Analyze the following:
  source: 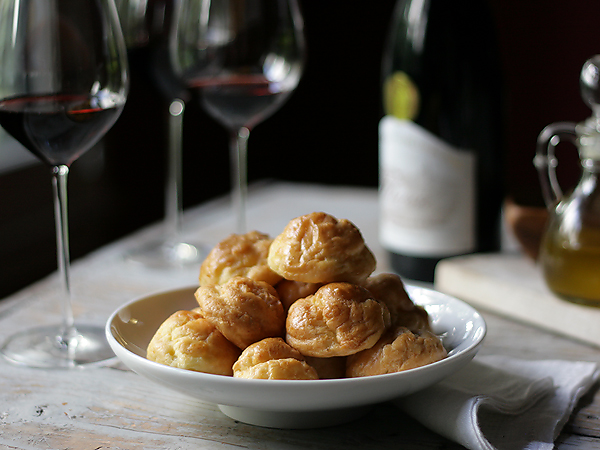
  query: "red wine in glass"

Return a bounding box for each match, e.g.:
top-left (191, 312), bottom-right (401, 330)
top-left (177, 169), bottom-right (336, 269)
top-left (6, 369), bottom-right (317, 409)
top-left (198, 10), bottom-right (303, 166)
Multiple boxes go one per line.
top-left (193, 74), bottom-right (295, 130)
top-left (0, 94), bottom-right (124, 166)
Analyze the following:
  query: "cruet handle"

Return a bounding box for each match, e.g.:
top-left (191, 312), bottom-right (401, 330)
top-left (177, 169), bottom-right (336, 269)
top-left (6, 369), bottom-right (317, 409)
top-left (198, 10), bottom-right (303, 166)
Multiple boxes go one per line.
top-left (534, 122), bottom-right (578, 208)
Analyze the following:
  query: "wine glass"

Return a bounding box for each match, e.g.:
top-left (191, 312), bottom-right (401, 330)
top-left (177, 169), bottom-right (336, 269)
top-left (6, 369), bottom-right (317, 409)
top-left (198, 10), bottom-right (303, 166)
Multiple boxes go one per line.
top-left (171, 0), bottom-right (306, 233)
top-left (0, 0), bottom-right (129, 368)
top-left (116, 0), bottom-right (206, 268)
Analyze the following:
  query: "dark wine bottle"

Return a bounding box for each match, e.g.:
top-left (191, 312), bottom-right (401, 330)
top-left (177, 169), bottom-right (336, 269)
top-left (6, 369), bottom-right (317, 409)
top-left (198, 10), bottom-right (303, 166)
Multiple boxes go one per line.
top-left (379, 0), bottom-right (505, 282)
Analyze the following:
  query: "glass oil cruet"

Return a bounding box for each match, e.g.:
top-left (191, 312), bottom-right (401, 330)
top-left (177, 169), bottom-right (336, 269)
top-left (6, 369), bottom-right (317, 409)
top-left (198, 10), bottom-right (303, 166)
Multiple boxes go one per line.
top-left (534, 55), bottom-right (600, 307)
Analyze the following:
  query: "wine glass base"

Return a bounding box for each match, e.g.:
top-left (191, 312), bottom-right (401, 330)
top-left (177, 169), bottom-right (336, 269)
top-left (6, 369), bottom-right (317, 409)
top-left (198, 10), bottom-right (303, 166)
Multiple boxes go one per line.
top-left (125, 240), bottom-right (207, 269)
top-left (1, 324), bottom-right (116, 369)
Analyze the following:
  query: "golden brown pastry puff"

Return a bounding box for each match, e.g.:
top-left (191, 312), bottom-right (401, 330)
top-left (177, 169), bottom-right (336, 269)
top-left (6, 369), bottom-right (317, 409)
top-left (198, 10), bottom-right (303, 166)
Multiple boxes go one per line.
top-left (275, 279), bottom-right (323, 311)
top-left (235, 358), bottom-right (319, 380)
top-left (146, 310), bottom-right (241, 376)
top-left (346, 326), bottom-right (447, 378)
top-left (195, 277), bottom-right (285, 349)
top-left (363, 273), bottom-right (431, 331)
top-left (199, 231), bottom-right (282, 287)
top-left (233, 337), bottom-right (318, 380)
top-left (267, 212), bottom-right (376, 284)
top-left (285, 282), bottom-right (389, 357)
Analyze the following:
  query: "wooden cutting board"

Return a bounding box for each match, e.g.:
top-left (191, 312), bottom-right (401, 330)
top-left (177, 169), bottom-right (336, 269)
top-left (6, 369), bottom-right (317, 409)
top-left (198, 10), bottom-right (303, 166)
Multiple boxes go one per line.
top-left (433, 253), bottom-right (600, 348)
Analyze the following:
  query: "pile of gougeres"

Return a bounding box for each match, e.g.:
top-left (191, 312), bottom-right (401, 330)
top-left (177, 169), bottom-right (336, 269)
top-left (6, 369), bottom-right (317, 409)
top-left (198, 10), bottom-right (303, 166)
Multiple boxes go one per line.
top-left (146, 212), bottom-right (447, 380)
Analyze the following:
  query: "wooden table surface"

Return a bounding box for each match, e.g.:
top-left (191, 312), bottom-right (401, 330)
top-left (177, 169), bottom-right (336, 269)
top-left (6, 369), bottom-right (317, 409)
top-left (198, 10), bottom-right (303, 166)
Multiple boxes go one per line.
top-left (1, 182), bottom-right (599, 449)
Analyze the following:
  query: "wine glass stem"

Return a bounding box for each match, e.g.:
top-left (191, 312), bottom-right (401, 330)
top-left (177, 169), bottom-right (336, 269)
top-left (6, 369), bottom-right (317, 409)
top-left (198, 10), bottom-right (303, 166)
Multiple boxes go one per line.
top-left (165, 98), bottom-right (185, 243)
top-left (230, 127), bottom-right (249, 234)
top-left (51, 165), bottom-right (76, 340)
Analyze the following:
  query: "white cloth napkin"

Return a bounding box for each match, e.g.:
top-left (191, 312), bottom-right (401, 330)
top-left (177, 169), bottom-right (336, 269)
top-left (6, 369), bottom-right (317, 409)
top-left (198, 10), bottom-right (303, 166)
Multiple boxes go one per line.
top-left (393, 355), bottom-right (600, 450)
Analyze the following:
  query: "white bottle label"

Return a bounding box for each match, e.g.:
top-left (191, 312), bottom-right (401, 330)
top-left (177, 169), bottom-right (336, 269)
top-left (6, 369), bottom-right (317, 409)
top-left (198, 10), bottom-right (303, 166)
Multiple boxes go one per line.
top-left (379, 115), bottom-right (476, 256)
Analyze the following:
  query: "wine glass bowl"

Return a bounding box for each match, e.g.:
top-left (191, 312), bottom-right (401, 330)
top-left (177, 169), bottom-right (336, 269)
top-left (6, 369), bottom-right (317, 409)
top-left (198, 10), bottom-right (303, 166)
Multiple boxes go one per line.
top-left (0, 0), bottom-right (128, 368)
top-left (171, 0), bottom-right (305, 233)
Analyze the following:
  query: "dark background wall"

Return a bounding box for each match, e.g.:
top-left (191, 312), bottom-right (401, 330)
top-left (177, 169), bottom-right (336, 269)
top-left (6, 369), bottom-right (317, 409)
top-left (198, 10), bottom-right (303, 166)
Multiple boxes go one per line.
top-left (0, 0), bottom-right (596, 298)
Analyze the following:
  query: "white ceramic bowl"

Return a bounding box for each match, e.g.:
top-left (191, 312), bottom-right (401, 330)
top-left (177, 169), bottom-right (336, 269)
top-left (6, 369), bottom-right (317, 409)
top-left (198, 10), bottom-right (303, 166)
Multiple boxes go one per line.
top-left (106, 284), bottom-right (486, 429)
